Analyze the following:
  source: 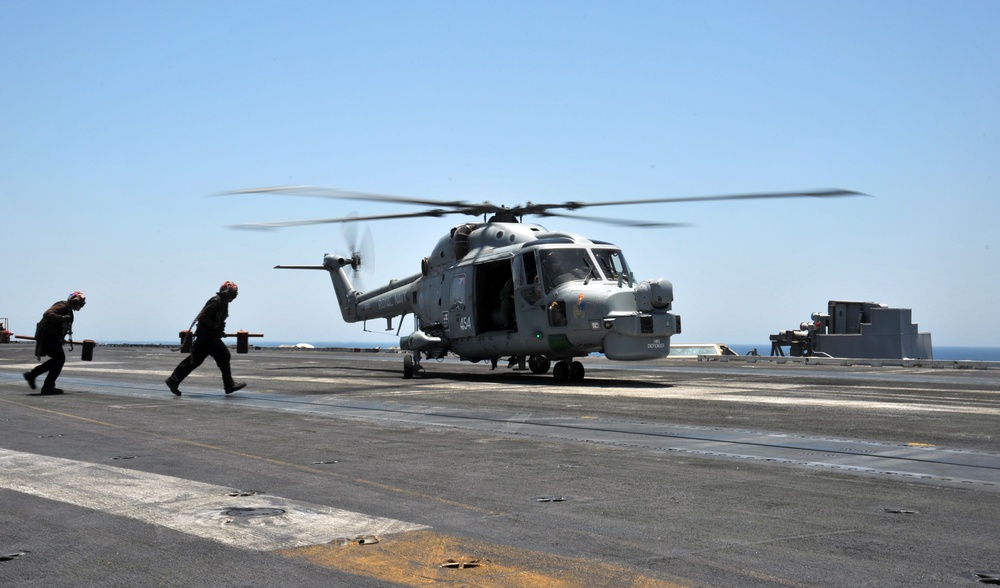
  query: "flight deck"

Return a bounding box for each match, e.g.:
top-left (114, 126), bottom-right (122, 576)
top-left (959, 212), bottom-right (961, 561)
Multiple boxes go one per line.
top-left (2, 345), bottom-right (999, 587)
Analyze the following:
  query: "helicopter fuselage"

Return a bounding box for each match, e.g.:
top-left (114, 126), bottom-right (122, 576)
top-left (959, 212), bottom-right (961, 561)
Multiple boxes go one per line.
top-left (319, 221), bottom-right (680, 374)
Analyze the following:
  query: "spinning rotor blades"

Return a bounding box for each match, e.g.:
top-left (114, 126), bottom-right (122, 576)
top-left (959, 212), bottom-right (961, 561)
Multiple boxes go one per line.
top-left (341, 219), bottom-right (375, 275)
top-left (225, 185), bottom-right (867, 229)
top-left (230, 209), bottom-right (453, 230)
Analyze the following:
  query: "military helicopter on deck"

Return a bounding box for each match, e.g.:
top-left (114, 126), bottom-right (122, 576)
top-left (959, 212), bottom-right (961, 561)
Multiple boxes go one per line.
top-left (229, 186), bottom-right (863, 381)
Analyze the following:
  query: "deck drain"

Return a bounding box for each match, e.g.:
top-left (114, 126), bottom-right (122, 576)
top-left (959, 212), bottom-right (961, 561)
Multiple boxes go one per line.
top-left (333, 535), bottom-right (381, 546)
top-left (535, 496), bottom-right (568, 503)
top-left (440, 558), bottom-right (482, 569)
top-left (38, 434), bottom-right (63, 438)
top-left (964, 571), bottom-right (1000, 584)
top-left (1, 552), bottom-right (27, 562)
top-left (222, 507), bottom-right (285, 517)
top-left (111, 456), bottom-right (137, 460)
top-left (884, 508), bottom-right (919, 515)
top-left (312, 460), bottom-right (339, 464)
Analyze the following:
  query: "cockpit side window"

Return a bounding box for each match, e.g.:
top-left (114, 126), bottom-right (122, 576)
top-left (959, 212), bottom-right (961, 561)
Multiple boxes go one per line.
top-left (515, 251), bottom-right (542, 305)
top-left (522, 251), bottom-right (538, 286)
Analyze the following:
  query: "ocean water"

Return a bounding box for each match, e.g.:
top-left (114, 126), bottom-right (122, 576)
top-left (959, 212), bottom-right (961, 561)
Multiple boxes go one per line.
top-left (267, 342), bottom-right (1000, 362)
top-left (726, 344), bottom-right (1000, 362)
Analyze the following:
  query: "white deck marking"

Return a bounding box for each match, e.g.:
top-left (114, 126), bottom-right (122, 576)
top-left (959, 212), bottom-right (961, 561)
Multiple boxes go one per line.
top-left (0, 448), bottom-right (428, 551)
top-left (5, 366), bottom-right (997, 415)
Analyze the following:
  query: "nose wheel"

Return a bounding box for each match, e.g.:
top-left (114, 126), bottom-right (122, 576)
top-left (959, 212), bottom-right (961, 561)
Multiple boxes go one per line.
top-left (552, 360), bottom-right (585, 383)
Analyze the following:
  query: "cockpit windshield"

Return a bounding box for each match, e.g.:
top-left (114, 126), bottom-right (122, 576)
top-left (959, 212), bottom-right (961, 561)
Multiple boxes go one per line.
top-left (538, 248), bottom-right (595, 293)
top-left (593, 248), bottom-right (630, 282)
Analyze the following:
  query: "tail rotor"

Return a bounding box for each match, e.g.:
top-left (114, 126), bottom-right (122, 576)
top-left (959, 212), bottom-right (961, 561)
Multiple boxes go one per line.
top-left (341, 216), bottom-right (374, 289)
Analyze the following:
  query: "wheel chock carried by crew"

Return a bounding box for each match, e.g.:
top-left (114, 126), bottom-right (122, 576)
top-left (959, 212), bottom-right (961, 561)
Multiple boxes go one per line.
top-left (14, 334), bottom-right (97, 361)
top-left (0, 319), bottom-right (12, 344)
top-left (227, 330), bottom-right (264, 353)
top-left (177, 330), bottom-right (264, 354)
top-left (178, 330), bottom-right (194, 353)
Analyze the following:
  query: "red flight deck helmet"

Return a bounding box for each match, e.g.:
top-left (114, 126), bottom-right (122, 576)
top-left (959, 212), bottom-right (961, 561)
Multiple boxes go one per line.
top-left (68, 291), bottom-right (86, 308)
top-left (219, 281), bottom-right (239, 299)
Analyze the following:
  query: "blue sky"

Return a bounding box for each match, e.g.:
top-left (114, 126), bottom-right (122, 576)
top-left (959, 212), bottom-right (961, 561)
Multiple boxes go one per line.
top-left (2, 1), bottom-right (997, 348)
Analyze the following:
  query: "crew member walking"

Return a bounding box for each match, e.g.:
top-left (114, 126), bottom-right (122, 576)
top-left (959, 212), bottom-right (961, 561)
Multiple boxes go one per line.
top-left (24, 291), bottom-right (86, 395)
top-left (165, 281), bottom-right (246, 396)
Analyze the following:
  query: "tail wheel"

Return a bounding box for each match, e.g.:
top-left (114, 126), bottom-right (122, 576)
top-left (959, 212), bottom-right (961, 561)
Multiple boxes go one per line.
top-left (528, 355), bottom-right (551, 374)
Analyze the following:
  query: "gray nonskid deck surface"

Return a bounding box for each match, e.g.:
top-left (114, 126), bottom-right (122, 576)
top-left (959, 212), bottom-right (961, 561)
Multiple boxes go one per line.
top-left (2, 345), bottom-right (999, 587)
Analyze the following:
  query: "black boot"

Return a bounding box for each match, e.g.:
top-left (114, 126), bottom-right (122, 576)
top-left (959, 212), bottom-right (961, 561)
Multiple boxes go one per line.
top-left (225, 381), bottom-right (246, 394)
top-left (165, 377), bottom-right (182, 396)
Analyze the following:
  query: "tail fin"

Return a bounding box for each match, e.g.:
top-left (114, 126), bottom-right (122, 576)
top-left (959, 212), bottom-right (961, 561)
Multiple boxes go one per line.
top-left (322, 254), bottom-right (362, 322)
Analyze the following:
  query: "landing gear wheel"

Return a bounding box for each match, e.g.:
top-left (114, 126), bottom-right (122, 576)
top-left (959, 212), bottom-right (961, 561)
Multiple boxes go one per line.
top-left (569, 361), bottom-right (585, 382)
top-left (403, 354), bottom-right (414, 379)
top-left (528, 355), bottom-right (551, 374)
top-left (552, 361), bottom-right (569, 382)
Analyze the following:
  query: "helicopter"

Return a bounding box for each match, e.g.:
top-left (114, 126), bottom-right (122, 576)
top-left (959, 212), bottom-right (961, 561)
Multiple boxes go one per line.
top-left (228, 186), bottom-right (864, 381)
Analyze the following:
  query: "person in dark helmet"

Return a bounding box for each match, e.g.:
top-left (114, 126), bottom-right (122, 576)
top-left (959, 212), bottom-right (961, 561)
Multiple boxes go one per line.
top-left (165, 281), bottom-right (247, 396)
top-left (23, 291), bottom-right (86, 395)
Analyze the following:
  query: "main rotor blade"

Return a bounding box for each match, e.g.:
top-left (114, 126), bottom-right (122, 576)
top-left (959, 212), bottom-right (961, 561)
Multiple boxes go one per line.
top-left (220, 185), bottom-right (470, 209)
top-left (524, 189), bottom-right (867, 213)
top-left (231, 208), bottom-right (456, 230)
top-left (224, 185), bottom-right (867, 230)
top-left (537, 210), bottom-right (693, 228)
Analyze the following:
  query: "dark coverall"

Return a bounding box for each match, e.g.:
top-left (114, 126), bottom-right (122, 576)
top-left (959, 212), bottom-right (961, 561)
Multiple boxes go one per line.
top-left (168, 295), bottom-right (237, 390)
top-left (26, 300), bottom-right (73, 390)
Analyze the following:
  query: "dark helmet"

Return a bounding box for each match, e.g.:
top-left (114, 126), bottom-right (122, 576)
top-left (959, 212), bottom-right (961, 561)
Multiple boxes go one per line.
top-left (68, 291), bottom-right (86, 308)
top-left (219, 281), bottom-right (239, 299)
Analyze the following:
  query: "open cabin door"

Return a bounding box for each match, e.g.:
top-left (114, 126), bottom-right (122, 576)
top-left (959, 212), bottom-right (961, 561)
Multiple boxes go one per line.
top-left (474, 258), bottom-right (516, 333)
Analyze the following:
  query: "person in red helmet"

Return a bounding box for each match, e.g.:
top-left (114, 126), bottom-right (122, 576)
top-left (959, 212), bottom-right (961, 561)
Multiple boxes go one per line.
top-left (165, 281), bottom-right (247, 396)
top-left (23, 291), bottom-right (86, 395)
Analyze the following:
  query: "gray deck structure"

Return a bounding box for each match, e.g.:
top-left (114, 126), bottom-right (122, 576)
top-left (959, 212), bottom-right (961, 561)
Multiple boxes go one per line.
top-left (771, 300), bottom-right (933, 359)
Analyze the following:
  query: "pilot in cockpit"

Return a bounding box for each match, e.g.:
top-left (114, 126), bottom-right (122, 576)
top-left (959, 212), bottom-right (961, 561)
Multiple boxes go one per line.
top-left (541, 250), bottom-right (591, 293)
